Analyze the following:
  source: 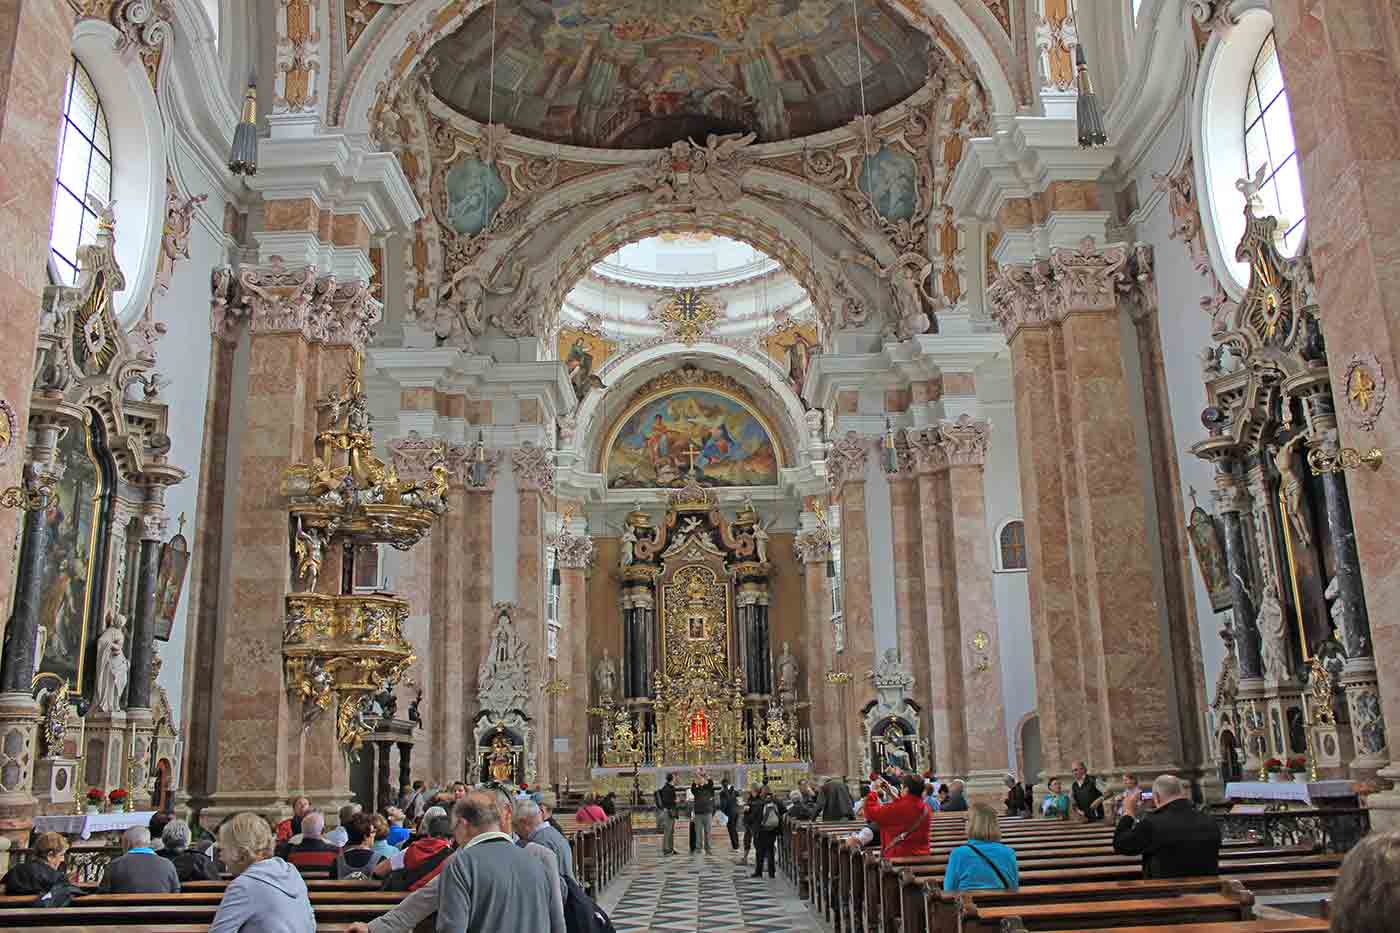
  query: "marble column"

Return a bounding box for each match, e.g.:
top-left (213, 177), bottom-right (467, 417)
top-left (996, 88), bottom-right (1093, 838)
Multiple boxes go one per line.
top-left (513, 444), bottom-right (554, 786)
top-left (886, 467), bottom-right (932, 735)
top-left (429, 484), bottom-right (469, 785)
top-left (828, 433), bottom-right (875, 691)
top-left (127, 515), bottom-right (166, 712)
top-left (796, 528), bottom-right (840, 776)
top-left (555, 528), bottom-right (594, 782)
top-left (0, 0), bottom-right (74, 598)
top-left (1215, 472), bottom-right (1263, 679)
top-left (0, 425), bottom-right (63, 694)
top-left (938, 417), bottom-right (1010, 777)
top-left (1270, 0), bottom-right (1400, 823)
top-left (911, 454), bottom-right (966, 775)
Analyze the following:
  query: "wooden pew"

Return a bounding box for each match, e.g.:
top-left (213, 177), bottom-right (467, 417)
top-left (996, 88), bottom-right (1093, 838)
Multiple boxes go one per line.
top-left (0, 903), bottom-right (399, 927)
top-left (1009, 920), bottom-right (1328, 933)
top-left (955, 886), bottom-right (1256, 933)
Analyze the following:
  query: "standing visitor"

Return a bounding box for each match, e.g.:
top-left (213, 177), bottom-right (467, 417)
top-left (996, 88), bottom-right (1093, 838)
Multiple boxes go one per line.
top-left (751, 786), bottom-right (785, 879)
top-left (1112, 775), bottom-right (1221, 878)
top-left (656, 773), bottom-right (679, 856)
top-left (1070, 761), bottom-right (1105, 821)
top-left (1004, 774), bottom-right (1030, 816)
top-left (719, 778), bottom-right (741, 851)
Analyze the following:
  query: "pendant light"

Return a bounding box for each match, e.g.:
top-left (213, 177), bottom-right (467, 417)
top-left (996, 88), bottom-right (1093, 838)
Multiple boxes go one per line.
top-left (228, 80), bottom-right (259, 176)
top-left (469, 430), bottom-right (489, 487)
top-left (1071, 2), bottom-right (1107, 148)
top-left (882, 417), bottom-right (898, 474)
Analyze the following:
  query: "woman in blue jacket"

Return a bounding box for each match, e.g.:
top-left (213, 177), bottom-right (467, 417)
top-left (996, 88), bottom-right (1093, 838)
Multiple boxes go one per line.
top-left (943, 804), bottom-right (1019, 891)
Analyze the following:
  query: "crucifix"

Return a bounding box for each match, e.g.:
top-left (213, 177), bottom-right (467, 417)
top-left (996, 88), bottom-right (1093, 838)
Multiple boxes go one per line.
top-left (684, 441), bottom-right (702, 473)
top-left (1188, 486), bottom-right (1199, 510)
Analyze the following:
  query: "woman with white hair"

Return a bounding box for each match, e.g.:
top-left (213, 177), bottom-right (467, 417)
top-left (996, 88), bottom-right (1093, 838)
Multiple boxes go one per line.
top-left (210, 811), bottom-right (315, 933)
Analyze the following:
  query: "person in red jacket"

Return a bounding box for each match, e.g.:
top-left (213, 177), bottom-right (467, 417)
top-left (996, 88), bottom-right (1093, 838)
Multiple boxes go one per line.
top-left (863, 773), bottom-right (932, 858)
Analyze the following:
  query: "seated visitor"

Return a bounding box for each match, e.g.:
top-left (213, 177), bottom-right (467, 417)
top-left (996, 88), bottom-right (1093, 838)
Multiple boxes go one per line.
top-left (383, 807), bottom-right (410, 847)
top-left (98, 826), bottom-right (180, 894)
top-left (600, 792), bottom-right (617, 816)
top-left (816, 777), bottom-right (855, 821)
top-left (3, 830), bottom-right (69, 896)
top-left (1004, 773), bottom-right (1030, 816)
top-left (282, 810), bottom-right (340, 875)
top-left (575, 793), bottom-right (607, 824)
top-left (274, 795), bottom-right (310, 845)
top-left (862, 773), bottom-right (932, 857)
top-left (210, 811), bottom-right (315, 933)
top-left (148, 811), bottom-right (172, 851)
top-left (536, 790), bottom-right (565, 834)
top-left (1041, 778), bottom-right (1071, 819)
top-left (160, 818), bottom-right (221, 882)
top-left (390, 814), bottom-right (455, 891)
top-left (942, 778), bottom-right (970, 812)
top-left (370, 814), bottom-right (399, 859)
top-left (944, 804), bottom-right (1020, 891)
top-left (1112, 774), bottom-right (1221, 878)
top-left (1329, 831), bottom-right (1400, 933)
top-left (786, 787), bottom-right (816, 821)
top-left (333, 812), bottom-right (386, 880)
top-left (323, 802), bottom-right (360, 848)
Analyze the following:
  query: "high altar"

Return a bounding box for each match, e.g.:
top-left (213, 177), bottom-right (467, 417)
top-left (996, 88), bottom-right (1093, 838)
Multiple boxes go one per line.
top-left (590, 479), bottom-right (806, 791)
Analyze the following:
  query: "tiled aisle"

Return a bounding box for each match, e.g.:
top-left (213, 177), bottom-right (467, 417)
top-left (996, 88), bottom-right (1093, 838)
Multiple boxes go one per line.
top-left (597, 828), bottom-right (818, 932)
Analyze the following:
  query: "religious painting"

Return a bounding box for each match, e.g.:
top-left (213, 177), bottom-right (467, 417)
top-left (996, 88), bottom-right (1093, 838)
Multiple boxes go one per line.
top-left (443, 157), bottom-right (507, 237)
top-left (857, 145), bottom-right (919, 223)
top-left (605, 389), bottom-right (780, 489)
top-left (34, 418), bottom-right (106, 692)
top-left (1187, 505), bottom-right (1231, 612)
top-left (153, 532), bottom-right (189, 641)
top-left (429, 0), bottom-right (932, 149)
top-left (557, 328), bottom-right (614, 401)
top-left (687, 615), bottom-right (706, 640)
top-left (762, 323), bottom-right (821, 395)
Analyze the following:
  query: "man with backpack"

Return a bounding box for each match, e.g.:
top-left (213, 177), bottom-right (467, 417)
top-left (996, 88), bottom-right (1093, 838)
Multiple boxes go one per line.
top-left (719, 778), bottom-right (741, 851)
top-left (751, 786), bottom-right (785, 879)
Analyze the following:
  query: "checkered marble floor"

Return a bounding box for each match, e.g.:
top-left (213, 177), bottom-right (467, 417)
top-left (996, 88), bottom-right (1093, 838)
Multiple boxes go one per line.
top-left (597, 828), bottom-right (818, 932)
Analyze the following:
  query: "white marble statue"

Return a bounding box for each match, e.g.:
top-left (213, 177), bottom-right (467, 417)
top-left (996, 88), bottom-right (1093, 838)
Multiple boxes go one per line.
top-left (805, 408), bottom-right (826, 446)
top-left (753, 519), bottom-right (771, 564)
top-left (620, 524), bottom-right (637, 568)
top-left (595, 649), bottom-right (618, 703)
top-left (1258, 582), bottom-right (1291, 684)
top-left (94, 613), bottom-right (130, 714)
top-left (777, 641), bottom-right (799, 696)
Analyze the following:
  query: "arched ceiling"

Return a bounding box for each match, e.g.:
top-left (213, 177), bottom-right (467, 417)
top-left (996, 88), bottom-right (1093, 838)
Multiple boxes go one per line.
top-left (426, 0), bottom-right (933, 149)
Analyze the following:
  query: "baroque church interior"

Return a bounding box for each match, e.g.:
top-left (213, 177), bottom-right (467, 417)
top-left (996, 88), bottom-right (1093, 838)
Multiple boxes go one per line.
top-left (0, 0), bottom-right (1397, 930)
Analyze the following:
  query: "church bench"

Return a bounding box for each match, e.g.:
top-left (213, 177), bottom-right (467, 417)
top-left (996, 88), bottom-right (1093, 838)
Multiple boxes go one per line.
top-left (0, 891), bottom-right (407, 908)
top-left (0, 903), bottom-right (400, 927)
top-left (956, 889), bottom-right (1255, 933)
top-left (1009, 921), bottom-right (1328, 933)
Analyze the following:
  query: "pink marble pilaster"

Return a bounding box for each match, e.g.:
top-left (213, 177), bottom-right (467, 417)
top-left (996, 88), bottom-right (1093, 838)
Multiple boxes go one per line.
top-left (837, 479), bottom-right (875, 712)
top-left (1269, 0), bottom-right (1400, 820)
top-left (559, 563), bottom-right (590, 781)
top-left (517, 486), bottom-right (547, 784)
top-left (915, 466), bottom-right (966, 774)
top-left (0, 0), bottom-right (73, 607)
top-left (797, 532), bottom-right (841, 776)
top-left (430, 487), bottom-right (469, 784)
top-left (887, 473), bottom-right (932, 739)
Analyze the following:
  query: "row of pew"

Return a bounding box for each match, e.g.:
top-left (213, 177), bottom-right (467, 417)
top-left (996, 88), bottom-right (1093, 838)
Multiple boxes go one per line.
top-left (0, 811), bottom-right (632, 931)
top-left (782, 810), bottom-right (1342, 933)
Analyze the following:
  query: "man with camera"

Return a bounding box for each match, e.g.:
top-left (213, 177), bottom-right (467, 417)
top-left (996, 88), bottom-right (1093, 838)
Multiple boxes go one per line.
top-left (1112, 774), bottom-right (1221, 878)
top-left (858, 773), bottom-right (932, 858)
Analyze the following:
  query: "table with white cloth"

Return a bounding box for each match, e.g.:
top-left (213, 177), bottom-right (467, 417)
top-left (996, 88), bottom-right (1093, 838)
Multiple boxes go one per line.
top-left (33, 810), bottom-right (157, 841)
top-left (1223, 780), bottom-right (1357, 808)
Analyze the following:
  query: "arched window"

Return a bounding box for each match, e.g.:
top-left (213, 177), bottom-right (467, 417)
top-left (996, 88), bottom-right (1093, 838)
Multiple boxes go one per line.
top-left (50, 57), bottom-right (112, 285)
top-left (1243, 31), bottom-right (1306, 254)
top-left (997, 519), bottom-right (1027, 572)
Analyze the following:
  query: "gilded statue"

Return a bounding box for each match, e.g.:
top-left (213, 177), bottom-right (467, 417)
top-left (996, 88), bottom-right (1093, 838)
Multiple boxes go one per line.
top-left (294, 518), bottom-right (326, 591)
top-left (1307, 656), bottom-right (1337, 726)
top-left (488, 732), bottom-right (515, 783)
top-left (1272, 433), bottom-right (1313, 548)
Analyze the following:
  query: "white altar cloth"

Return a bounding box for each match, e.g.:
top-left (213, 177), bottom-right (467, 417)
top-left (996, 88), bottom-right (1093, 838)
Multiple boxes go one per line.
top-left (1224, 780), bottom-right (1356, 805)
top-left (34, 811), bottom-right (157, 840)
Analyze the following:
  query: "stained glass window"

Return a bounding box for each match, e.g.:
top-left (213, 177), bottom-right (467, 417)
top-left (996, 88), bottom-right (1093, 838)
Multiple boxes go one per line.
top-left (51, 57), bottom-right (113, 285)
top-left (999, 520), bottom-right (1027, 571)
top-left (1243, 32), bottom-right (1306, 254)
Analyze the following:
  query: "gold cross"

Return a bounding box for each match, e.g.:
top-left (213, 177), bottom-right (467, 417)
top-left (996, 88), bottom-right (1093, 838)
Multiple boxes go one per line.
top-left (1350, 367), bottom-right (1376, 411)
top-left (685, 441), bottom-right (702, 472)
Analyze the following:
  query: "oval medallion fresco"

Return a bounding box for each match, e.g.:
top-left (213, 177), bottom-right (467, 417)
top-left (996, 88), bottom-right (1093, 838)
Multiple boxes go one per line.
top-left (606, 389), bottom-right (779, 488)
top-left (857, 145), bottom-right (918, 223)
top-left (444, 157), bottom-right (508, 237)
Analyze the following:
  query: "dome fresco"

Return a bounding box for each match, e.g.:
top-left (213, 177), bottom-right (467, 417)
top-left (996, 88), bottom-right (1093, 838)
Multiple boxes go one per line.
top-left (428, 0), bottom-right (932, 149)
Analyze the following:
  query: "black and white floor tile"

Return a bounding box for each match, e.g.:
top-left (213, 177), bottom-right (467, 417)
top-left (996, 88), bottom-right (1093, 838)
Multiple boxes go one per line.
top-left (597, 826), bottom-right (817, 932)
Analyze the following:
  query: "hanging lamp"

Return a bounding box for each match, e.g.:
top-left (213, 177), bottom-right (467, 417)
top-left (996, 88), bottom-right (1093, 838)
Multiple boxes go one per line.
top-left (1071, 3), bottom-right (1107, 148)
top-left (228, 81), bottom-right (259, 176)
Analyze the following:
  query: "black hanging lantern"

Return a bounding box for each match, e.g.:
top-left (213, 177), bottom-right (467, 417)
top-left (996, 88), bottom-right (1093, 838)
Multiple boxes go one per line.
top-left (469, 431), bottom-right (489, 487)
top-left (1075, 45), bottom-right (1108, 148)
top-left (228, 83), bottom-right (259, 176)
top-left (551, 562), bottom-right (562, 587)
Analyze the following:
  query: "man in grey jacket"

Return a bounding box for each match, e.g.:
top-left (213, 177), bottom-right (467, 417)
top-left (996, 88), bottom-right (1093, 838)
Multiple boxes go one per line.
top-left (99, 827), bottom-right (180, 893)
top-left (513, 797), bottom-right (574, 881)
top-left (436, 794), bottom-right (563, 932)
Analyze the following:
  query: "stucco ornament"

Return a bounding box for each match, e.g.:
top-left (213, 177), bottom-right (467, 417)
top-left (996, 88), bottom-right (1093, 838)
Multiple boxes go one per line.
top-left (478, 604), bottom-right (533, 717)
top-left (1342, 354), bottom-right (1385, 431)
top-left (642, 133), bottom-right (756, 214)
top-left (840, 251), bottom-right (938, 338)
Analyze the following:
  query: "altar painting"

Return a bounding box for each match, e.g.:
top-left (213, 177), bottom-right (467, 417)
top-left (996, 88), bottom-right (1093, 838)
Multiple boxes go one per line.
top-left (34, 420), bottom-right (105, 691)
top-left (605, 389), bottom-right (779, 489)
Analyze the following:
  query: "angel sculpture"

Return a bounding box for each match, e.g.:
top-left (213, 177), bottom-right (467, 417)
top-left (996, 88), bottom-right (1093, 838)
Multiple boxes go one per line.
top-left (841, 251), bottom-right (939, 338)
top-left (752, 516), bottom-right (774, 564)
top-left (294, 518), bottom-right (326, 592)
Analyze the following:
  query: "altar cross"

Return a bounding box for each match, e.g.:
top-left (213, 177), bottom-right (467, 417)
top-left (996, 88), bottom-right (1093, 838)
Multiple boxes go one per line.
top-left (685, 441), bottom-right (702, 472)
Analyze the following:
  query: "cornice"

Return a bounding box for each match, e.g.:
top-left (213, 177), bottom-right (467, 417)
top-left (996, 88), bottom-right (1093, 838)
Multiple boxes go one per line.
top-left (245, 134), bottom-right (422, 233)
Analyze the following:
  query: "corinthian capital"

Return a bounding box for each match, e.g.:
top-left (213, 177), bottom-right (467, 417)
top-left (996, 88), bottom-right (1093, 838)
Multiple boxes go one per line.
top-left (553, 530), bottom-right (595, 569)
top-left (793, 528), bottom-right (832, 564)
top-left (903, 428), bottom-right (948, 475)
top-left (512, 442), bottom-right (555, 494)
top-left (389, 431), bottom-right (448, 482)
top-left (934, 415), bottom-right (990, 467)
top-left (324, 280), bottom-right (382, 353)
top-left (210, 267), bottom-right (250, 344)
top-left (827, 432), bottom-right (873, 490)
top-left (1049, 237), bottom-right (1128, 314)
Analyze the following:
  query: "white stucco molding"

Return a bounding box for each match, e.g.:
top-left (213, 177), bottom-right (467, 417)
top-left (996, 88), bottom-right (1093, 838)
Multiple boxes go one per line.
top-left (245, 134), bottom-right (422, 234)
top-left (945, 115), bottom-right (1119, 222)
top-left (1102, 0), bottom-right (1193, 177)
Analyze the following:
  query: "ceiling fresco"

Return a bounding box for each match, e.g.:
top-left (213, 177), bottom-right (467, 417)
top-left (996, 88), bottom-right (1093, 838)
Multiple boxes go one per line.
top-left (427, 0), bottom-right (933, 149)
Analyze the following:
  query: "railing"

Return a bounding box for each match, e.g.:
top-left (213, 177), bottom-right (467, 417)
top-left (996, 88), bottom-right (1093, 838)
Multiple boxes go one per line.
top-left (1215, 807), bottom-right (1371, 853)
top-left (10, 845), bottom-right (120, 885)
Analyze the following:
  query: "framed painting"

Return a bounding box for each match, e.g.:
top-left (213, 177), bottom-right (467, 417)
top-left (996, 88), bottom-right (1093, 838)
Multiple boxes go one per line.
top-left (604, 388), bottom-right (780, 489)
top-left (34, 417), bottom-right (108, 692)
top-left (153, 533), bottom-right (190, 641)
top-left (558, 329), bottom-right (613, 401)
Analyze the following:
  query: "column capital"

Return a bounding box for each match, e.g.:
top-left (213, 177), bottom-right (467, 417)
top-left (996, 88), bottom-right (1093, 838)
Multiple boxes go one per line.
top-left (388, 431), bottom-right (448, 482)
top-left (512, 442), bottom-right (555, 494)
top-left (553, 530), bottom-right (595, 570)
top-left (793, 528), bottom-right (832, 565)
top-left (210, 268), bottom-right (250, 344)
top-left (238, 262), bottom-right (382, 352)
top-left (935, 414), bottom-right (991, 468)
top-left (137, 513), bottom-right (168, 542)
top-left (987, 237), bottom-right (1131, 339)
top-left (827, 432), bottom-right (873, 490)
top-left (444, 443), bottom-right (501, 491)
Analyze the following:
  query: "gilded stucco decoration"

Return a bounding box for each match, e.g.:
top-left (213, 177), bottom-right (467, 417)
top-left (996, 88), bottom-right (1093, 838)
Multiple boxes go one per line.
top-left (1342, 354), bottom-right (1385, 432)
top-left (1035, 0), bottom-right (1076, 92)
top-left (650, 288), bottom-right (721, 345)
top-left (276, 0), bottom-right (322, 114)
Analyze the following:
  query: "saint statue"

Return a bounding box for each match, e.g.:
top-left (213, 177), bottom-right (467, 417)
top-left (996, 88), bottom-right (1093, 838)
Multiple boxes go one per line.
top-left (595, 649), bottom-right (618, 703)
top-left (1258, 581), bottom-right (1291, 684)
top-left (620, 524), bottom-right (637, 568)
top-left (94, 613), bottom-right (130, 714)
top-left (777, 641), bottom-right (799, 700)
top-left (1272, 433), bottom-right (1313, 548)
top-left (488, 732), bottom-right (515, 783)
top-left (753, 519), bottom-right (771, 564)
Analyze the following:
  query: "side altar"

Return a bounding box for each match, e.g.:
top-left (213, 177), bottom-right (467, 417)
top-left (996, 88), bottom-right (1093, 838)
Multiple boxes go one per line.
top-left (589, 480), bottom-right (809, 795)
